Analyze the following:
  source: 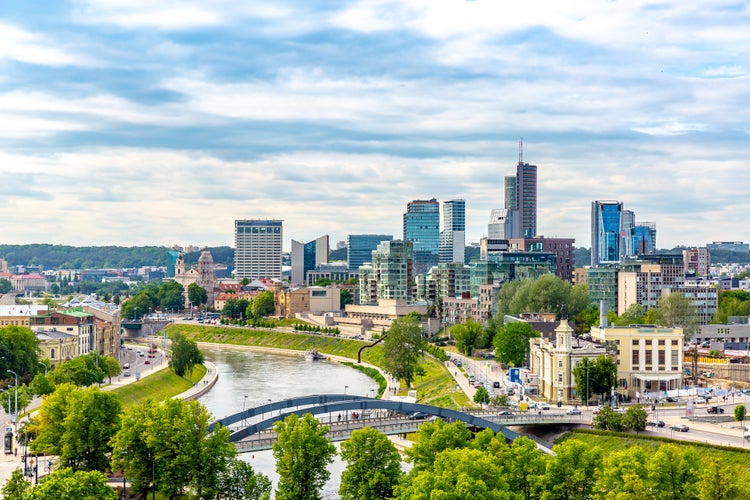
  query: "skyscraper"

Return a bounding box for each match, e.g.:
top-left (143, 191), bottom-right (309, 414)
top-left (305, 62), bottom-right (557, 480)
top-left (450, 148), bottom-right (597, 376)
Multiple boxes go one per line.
top-left (439, 199), bottom-right (465, 264)
top-left (504, 175), bottom-right (517, 212)
top-left (234, 219), bottom-right (283, 280)
top-left (358, 240), bottom-right (414, 304)
top-left (291, 235), bottom-right (329, 284)
top-left (591, 201), bottom-right (623, 266)
top-left (516, 161), bottom-right (537, 238)
top-left (403, 198), bottom-right (440, 275)
top-left (347, 234), bottom-right (393, 271)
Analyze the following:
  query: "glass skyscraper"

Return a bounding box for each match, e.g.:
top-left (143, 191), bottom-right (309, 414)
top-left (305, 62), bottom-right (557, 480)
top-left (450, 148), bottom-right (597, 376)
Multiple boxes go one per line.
top-left (591, 201), bottom-right (623, 266)
top-left (403, 198), bottom-right (440, 275)
top-left (347, 234), bottom-right (393, 271)
top-left (291, 235), bottom-right (329, 284)
top-left (439, 199), bottom-right (465, 264)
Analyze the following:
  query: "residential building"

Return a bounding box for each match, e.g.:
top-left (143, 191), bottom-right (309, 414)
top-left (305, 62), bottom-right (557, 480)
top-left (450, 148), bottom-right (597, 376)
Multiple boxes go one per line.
top-left (591, 200), bottom-right (623, 266)
top-left (683, 247), bottom-right (711, 277)
top-left (234, 219), bottom-right (283, 280)
top-left (415, 262), bottom-right (471, 303)
top-left (443, 295), bottom-right (480, 325)
top-left (0, 304), bottom-right (49, 327)
top-left (439, 199), bottom-right (465, 264)
top-left (403, 199), bottom-right (440, 275)
top-left (358, 240), bottom-right (414, 305)
top-left (291, 235), bottom-right (329, 285)
top-left (479, 237), bottom-right (509, 260)
top-left (347, 234), bottom-right (393, 271)
top-left (573, 267), bottom-right (588, 287)
top-left (31, 308), bottom-right (96, 356)
top-left (617, 254), bottom-right (684, 312)
top-left (468, 251), bottom-right (556, 296)
top-left (587, 267), bottom-right (619, 313)
top-left (509, 236), bottom-right (575, 282)
top-left (590, 324), bottom-right (684, 400)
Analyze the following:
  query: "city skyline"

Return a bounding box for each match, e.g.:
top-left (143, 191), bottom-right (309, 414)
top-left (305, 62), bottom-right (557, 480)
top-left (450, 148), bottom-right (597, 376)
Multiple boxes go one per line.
top-left (1, 2), bottom-right (749, 250)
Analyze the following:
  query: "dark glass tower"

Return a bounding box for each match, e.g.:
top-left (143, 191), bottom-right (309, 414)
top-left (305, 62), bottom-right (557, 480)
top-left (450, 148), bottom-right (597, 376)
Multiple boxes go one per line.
top-left (403, 198), bottom-right (440, 275)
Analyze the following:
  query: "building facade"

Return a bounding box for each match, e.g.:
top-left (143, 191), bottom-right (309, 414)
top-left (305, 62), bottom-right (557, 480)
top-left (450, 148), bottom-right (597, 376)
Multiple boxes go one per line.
top-left (516, 161), bottom-right (537, 238)
top-left (683, 247), bottom-right (711, 277)
top-left (508, 237), bottom-right (575, 282)
top-left (358, 240), bottom-right (414, 305)
top-left (31, 309), bottom-right (96, 357)
top-left (234, 219), bottom-right (283, 280)
top-left (347, 234), bottom-right (393, 271)
top-left (291, 235), bottom-right (329, 285)
top-left (591, 200), bottom-right (623, 266)
top-left (403, 199), bottom-right (440, 275)
top-left (439, 199), bottom-right (465, 264)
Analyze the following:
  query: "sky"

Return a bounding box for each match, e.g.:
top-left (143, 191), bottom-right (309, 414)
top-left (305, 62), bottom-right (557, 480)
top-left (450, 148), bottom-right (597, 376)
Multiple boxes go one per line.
top-left (1, 1), bottom-right (749, 251)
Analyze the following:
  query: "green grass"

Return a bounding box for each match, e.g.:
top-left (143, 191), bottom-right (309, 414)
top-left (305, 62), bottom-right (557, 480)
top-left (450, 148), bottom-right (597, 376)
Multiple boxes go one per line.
top-left (341, 361), bottom-right (387, 397)
top-left (556, 428), bottom-right (750, 471)
top-left (111, 364), bottom-right (206, 409)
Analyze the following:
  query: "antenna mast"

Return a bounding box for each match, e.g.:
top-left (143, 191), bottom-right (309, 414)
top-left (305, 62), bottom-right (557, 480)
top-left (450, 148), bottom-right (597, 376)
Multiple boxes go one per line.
top-left (519, 137), bottom-right (523, 164)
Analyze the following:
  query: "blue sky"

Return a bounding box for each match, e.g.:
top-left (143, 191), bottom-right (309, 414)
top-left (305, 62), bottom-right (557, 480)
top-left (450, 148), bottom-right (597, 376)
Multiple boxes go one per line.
top-left (1, 1), bottom-right (749, 250)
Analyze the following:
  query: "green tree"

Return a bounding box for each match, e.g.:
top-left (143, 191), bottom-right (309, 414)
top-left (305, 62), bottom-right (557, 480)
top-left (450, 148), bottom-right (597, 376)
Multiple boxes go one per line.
top-left (222, 297), bottom-right (250, 319)
top-left (404, 419), bottom-right (473, 473)
top-left (646, 443), bottom-right (700, 500)
top-left (103, 356), bottom-right (121, 383)
top-left (340, 288), bottom-right (353, 308)
top-left (0, 325), bottom-right (41, 378)
top-left (1, 468), bottom-right (31, 499)
top-left (615, 303), bottom-right (647, 326)
top-left (495, 275), bottom-right (590, 321)
top-left (50, 355), bottom-right (106, 387)
top-left (169, 331), bottom-right (204, 377)
top-left (652, 292), bottom-right (700, 339)
top-left (493, 322), bottom-right (540, 367)
top-left (474, 386), bottom-right (490, 404)
top-left (595, 446), bottom-right (649, 499)
top-left (339, 427), bottom-right (402, 500)
top-left (591, 406), bottom-right (624, 431)
top-left (251, 291), bottom-right (275, 317)
top-left (1, 384), bottom-right (32, 415)
top-left (30, 385), bottom-right (121, 471)
top-left (0, 278), bottom-right (12, 294)
top-left (451, 319), bottom-right (483, 356)
top-left (735, 404), bottom-right (746, 422)
top-left (216, 458), bottom-right (272, 500)
top-left (622, 405), bottom-right (648, 432)
top-left (158, 280), bottom-right (185, 312)
top-left (272, 413), bottom-right (336, 500)
top-left (574, 304), bottom-right (600, 335)
top-left (697, 458), bottom-right (748, 500)
top-left (30, 373), bottom-right (55, 397)
top-left (111, 398), bottom-right (235, 499)
top-left (573, 356), bottom-right (617, 403)
top-left (396, 447), bottom-right (512, 498)
top-left (188, 282), bottom-right (208, 307)
top-left (381, 315), bottom-right (426, 388)
top-left (505, 436), bottom-right (546, 500)
top-left (543, 439), bottom-right (603, 500)
top-left (26, 468), bottom-right (117, 499)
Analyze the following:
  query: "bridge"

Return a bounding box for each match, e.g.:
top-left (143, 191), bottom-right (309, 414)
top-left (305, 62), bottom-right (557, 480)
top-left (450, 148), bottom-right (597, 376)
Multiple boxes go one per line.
top-left (210, 395), bottom-right (587, 452)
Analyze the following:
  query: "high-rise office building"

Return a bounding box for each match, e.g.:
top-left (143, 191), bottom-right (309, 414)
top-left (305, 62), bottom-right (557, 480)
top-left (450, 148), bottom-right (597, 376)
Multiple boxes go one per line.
top-left (504, 175), bottom-right (517, 212)
top-left (291, 235), bottom-right (329, 284)
top-left (439, 199), bottom-right (465, 264)
top-left (347, 234), bottom-right (393, 271)
top-left (234, 219), bottom-right (283, 280)
top-left (358, 240), bottom-right (414, 304)
top-left (591, 201), bottom-right (623, 266)
top-left (516, 161), bottom-right (537, 238)
top-left (403, 198), bottom-right (440, 275)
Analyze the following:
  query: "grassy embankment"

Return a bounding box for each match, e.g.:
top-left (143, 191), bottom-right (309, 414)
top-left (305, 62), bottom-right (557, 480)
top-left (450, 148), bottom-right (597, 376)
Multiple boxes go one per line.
top-left (165, 324), bottom-right (472, 409)
top-left (111, 364), bottom-right (206, 409)
top-left (558, 428), bottom-right (750, 471)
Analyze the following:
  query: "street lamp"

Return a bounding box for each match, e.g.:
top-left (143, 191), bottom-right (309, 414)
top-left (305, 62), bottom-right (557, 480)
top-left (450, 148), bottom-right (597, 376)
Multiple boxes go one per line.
top-left (7, 370), bottom-right (18, 429)
top-left (38, 362), bottom-right (47, 377)
top-left (242, 396), bottom-right (248, 427)
top-left (344, 385), bottom-right (349, 395)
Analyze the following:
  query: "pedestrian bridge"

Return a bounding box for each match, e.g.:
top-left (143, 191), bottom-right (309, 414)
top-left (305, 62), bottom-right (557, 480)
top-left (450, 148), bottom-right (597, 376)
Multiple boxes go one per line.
top-left (210, 395), bottom-right (586, 452)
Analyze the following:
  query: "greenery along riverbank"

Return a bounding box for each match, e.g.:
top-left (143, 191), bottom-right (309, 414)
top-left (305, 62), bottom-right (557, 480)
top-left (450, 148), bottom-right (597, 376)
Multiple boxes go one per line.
top-left (165, 324), bottom-right (472, 409)
top-left (110, 364), bottom-right (206, 409)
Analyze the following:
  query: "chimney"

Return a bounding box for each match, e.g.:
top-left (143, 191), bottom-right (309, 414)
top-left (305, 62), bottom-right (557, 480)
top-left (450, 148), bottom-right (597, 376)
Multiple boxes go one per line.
top-left (599, 300), bottom-right (608, 328)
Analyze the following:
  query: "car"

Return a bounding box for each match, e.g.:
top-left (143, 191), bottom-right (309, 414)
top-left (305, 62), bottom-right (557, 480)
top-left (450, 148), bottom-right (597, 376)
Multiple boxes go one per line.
top-left (469, 375), bottom-right (476, 382)
top-left (492, 381), bottom-right (501, 389)
top-left (144, 360), bottom-right (151, 365)
top-left (707, 405), bottom-right (725, 414)
top-left (507, 388), bottom-right (515, 396)
top-left (592, 406), bottom-right (603, 414)
top-left (566, 407), bottom-right (582, 415)
top-left (537, 403), bottom-right (551, 410)
top-left (122, 363), bottom-right (130, 370)
top-left (408, 412), bottom-right (430, 420)
top-left (665, 396), bottom-right (678, 403)
top-left (671, 424), bottom-right (690, 432)
top-left (123, 371), bottom-right (131, 377)
top-left (647, 420), bottom-right (666, 428)
top-left (498, 410), bottom-right (514, 416)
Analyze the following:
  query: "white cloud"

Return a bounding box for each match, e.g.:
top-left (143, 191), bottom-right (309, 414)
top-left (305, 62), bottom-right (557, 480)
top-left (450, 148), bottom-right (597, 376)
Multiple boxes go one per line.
top-left (0, 23), bottom-right (90, 66)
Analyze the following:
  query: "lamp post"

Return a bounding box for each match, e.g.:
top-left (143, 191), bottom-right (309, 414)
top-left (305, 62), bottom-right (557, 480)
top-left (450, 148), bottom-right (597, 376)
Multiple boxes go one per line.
top-left (7, 370), bottom-right (18, 429)
top-left (242, 396), bottom-right (248, 427)
top-left (344, 385), bottom-right (348, 395)
top-left (38, 362), bottom-right (47, 377)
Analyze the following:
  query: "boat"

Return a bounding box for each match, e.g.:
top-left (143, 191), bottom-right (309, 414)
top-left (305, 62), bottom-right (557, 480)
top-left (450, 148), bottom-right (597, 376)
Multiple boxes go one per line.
top-left (305, 349), bottom-right (326, 361)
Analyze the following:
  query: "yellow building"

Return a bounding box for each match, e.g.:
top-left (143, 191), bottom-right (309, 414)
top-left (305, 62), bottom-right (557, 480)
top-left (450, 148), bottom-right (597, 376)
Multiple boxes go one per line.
top-left (590, 325), bottom-right (684, 399)
top-left (35, 329), bottom-right (78, 368)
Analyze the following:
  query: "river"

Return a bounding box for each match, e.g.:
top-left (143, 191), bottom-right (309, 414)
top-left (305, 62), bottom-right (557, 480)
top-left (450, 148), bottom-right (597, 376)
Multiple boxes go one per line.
top-left (198, 346), bottom-right (381, 499)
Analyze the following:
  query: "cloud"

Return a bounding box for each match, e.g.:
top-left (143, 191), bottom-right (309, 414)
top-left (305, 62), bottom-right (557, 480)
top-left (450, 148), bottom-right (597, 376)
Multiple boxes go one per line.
top-left (0, 23), bottom-right (90, 66)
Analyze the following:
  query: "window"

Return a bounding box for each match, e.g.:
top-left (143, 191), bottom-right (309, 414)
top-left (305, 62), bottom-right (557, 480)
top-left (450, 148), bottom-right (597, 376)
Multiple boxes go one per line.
top-left (645, 340), bottom-right (652, 346)
top-left (645, 350), bottom-right (652, 365)
top-left (671, 340), bottom-right (679, 346)
top-left (632, 339), bottom-right (639, 346)
top-left (632, 350), bottom-right (640, 365)
top-left (671, 350), bottom-right (678, 365)
top-left (658, 350), bottom-right (665, 365)
top-left (658, 339), bottom-right (665, 346)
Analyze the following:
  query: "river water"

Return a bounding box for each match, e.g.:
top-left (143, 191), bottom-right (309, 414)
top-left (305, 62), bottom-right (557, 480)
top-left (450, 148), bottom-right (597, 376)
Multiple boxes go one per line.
top-left (198, 346), bottom-right (380, 499)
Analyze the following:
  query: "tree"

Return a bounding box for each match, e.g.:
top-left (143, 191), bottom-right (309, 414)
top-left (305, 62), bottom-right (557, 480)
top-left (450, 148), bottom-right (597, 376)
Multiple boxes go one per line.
top-left (543, 439), bottom-right (603, 500)
top-left (188, 282), bottom-right (208, 307)
top-left (646, 443), bottom-right (700, 500)
top-left (1, 468), bottom-right (30, 499)
top-left (169, 331), bottom-right (204, 377)
top-left (50, 355), bottom-right (106, 387)
top-left (0, 325), bottom-right (41, 378)
top-left (735, 403), bottom-right (746, 423)
top-left (697, 458), bottom-right (749, 500)
top-left (495, 275), bottom-right (590, 321)
top-left (615, 303), bottom-right (647, 326)
top-left (272, 413), bottom-right (336, 500)
top-left (121, 290), bottom-right (156, 320)
top-left (30, 373), bottom-right (55, 397)
top-left (26, 468), bottom-right (117, 499)
top-left (652, 292), bottom-right (699, 339)
top-left (339, 427), bottom-right (402, 500)
top-left (381, 315), bottom-right (426, 388)
top-left (216, 458), bottom-right (272, 500)
top-left (158, 280), bottom-right (185, 311)
top-left (591, 406), bottom-right (624, 431)
top-left (451, 319), bottom-right (483, 356)
top-left (110, 398), bottom-right (235, 499)
top-left (1, 385), bottom-right (31, 415)
top-left (474, 386), bottom-right (490, 404)
top-left (504, 436), bottom-right (546, 500)
top-left (404, 419), bottom-right (472, 473)
top-left (573, 356), bottom-right (617, 403)
top-left (622, 405), bottom-right (648, 432)
top-left (595, 446), bottom-right (649, 498)
top-left (493, 322), bottom-right (540, 367)
top-left (30, 385), bottom-right (121, 471)
top-left (340, 288), bottom-right (353, 309)
top-left (251, 291), bottom-right (275, 317)
top-left (222, 297), bottom-right (250, 319)
top-left (0, 278), bottom-right (12, 294)
top-left (103, 356), bottom-right (121, 383)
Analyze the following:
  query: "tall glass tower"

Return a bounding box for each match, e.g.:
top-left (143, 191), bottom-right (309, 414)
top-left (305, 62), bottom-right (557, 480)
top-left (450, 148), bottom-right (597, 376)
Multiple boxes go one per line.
top-left (440, 199), bottom-right (465, 264)
top-left (347, 234), bottom-right (393, 271)
top-left (591, 201), bottom-right (623, 266)
top-left (403, 198), bottom-right (440, 275)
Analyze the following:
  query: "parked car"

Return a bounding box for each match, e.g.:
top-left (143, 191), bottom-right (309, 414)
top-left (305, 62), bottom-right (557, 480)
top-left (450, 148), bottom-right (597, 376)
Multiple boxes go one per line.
top-left (665, 396), bottom-right (678, 403)
top-left (144, 360), bottom-right (151, 365)
top-left (671, 424), bottom-right (690, 432)
top-left (566, 407), bottom-right (582, 415)
top-left (408, 412), bottom-right (430, 420)
top-left (123, 371), bottom-right (131, 377)
top-left (498, 410), bottom-right (514, 416)
top-left (707, 405), bottom-right (725, 414)
top-left (122, 363), bottom-right (130, 370)
top-left (537, 403), bottom-right (551, 411)
top-left (647, 420), bottom-right (666, 428)
top-left (492, 381), bottom-right (501, 389)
